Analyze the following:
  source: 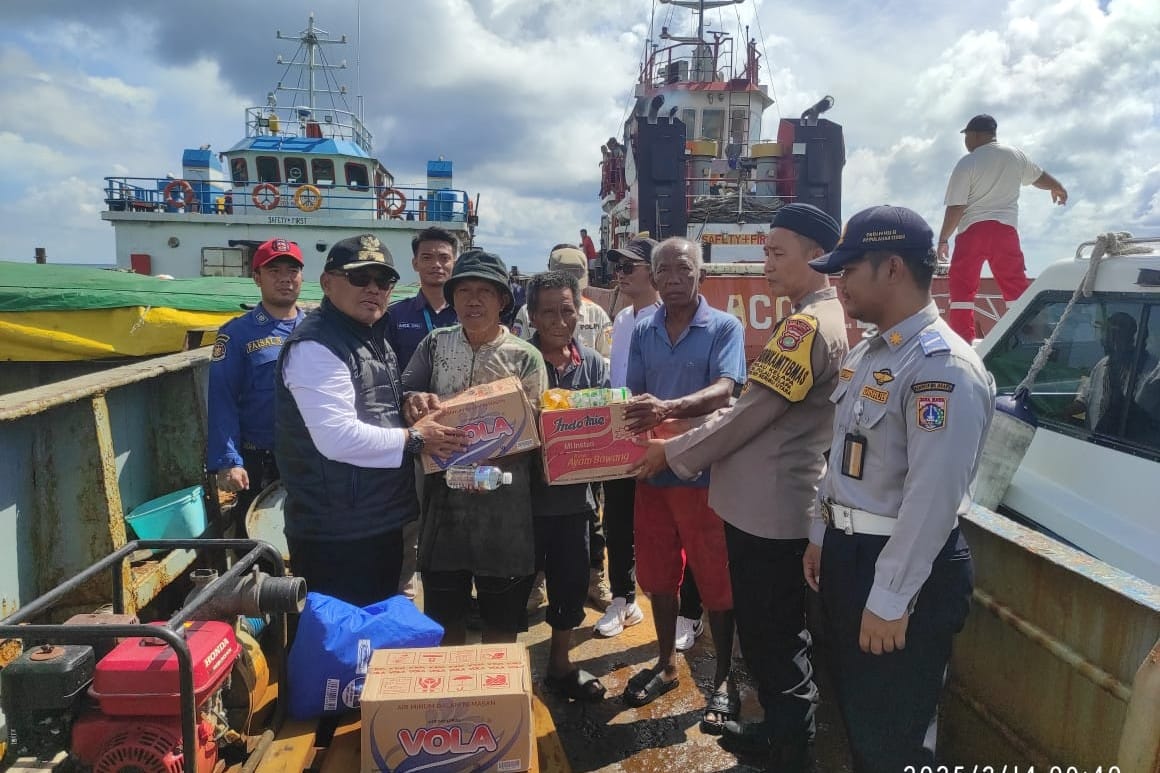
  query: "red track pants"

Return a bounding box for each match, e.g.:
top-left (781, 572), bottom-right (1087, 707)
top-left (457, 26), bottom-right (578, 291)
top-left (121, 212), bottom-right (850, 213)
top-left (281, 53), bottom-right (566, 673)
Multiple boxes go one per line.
top-left (948, 220), bottom-right (1031, 341)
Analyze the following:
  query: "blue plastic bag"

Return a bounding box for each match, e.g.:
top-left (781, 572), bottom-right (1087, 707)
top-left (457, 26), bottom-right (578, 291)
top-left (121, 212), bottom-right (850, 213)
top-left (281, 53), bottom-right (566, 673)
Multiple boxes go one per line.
top-left (288, 592), bottom-right (443, 720)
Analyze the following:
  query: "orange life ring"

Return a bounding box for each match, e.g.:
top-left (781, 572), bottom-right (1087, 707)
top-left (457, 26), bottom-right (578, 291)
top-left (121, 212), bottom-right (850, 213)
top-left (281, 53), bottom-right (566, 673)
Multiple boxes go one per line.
top-left (293, 184), bottom-right (323, 212)
top-left (252, 183), bottom-right (281, 211)
top-left (163, 179), bottom-right (195, 209)
top-left (418, 199), bottom-right (427, 221)
top-left (379, 188), bottom-right (407, 218)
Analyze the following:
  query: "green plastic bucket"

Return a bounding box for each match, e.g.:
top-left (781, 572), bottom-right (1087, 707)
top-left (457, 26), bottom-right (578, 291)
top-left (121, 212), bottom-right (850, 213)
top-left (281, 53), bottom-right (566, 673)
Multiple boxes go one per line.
top-left (125, 485), bottom-right (207, 540)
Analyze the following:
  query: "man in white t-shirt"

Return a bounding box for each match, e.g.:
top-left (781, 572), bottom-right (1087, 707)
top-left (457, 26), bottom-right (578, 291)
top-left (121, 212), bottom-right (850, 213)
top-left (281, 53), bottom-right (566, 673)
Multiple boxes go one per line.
top-left (937, 114), bottom-right (1068, 342)
top-left (594, 237), bottom-right (661, 637)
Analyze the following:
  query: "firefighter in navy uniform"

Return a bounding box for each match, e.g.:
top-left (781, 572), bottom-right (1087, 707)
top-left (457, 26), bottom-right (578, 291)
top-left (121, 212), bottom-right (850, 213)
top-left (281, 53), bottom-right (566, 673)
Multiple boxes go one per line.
top-left (207, 237), bottom-right (306, 535)
top-left (802, 206), bottom-right (995, 772)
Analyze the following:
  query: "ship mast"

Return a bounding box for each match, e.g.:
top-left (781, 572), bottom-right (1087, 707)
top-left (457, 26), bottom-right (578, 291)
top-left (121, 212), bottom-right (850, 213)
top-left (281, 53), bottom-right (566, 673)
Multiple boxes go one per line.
top-left (659, 0), bottom-right (744, 46)
top-left (275, 14), bottom-right (349, 113)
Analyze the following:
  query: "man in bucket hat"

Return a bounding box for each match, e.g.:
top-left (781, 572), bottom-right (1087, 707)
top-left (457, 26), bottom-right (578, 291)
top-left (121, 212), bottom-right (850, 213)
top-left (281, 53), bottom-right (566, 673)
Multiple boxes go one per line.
top-left (402, 249), bottom-right (549, 644)
top-left (275, 234), bottom-right (467, 607)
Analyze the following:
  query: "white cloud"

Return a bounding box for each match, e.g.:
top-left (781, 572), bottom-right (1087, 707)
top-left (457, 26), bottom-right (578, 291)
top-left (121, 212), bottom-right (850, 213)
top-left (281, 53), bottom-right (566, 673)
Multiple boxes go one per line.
top-left (0, 0), bottom-right (1157, 276)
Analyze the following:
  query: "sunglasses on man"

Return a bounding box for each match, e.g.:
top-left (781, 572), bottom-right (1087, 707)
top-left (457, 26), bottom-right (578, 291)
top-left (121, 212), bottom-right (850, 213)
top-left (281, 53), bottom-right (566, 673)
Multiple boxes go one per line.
top-left (614, 260), bottom-right (648, 275)
top-left (331, 269), bottom-right (396, 290)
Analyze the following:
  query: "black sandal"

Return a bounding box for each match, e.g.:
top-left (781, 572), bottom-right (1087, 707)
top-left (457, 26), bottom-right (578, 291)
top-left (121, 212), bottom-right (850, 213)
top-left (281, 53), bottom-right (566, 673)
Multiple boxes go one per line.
top-left (700, 688), bottom-right (740, 735)
top-left (544, 668), bottom-right (606, 702)
top-left (622, 664), bottom-right (679, 707)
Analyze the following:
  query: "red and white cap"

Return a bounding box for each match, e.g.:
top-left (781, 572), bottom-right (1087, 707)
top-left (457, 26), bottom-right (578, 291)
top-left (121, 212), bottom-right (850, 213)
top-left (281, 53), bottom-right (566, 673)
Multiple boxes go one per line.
top-left (252, 238), bottom-right (304, 270)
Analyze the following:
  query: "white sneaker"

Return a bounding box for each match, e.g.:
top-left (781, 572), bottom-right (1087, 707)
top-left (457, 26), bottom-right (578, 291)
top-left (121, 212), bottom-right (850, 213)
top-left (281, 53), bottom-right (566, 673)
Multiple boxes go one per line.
top-left (595, 597), bottom-right (645, 637)
top-left (675, 615), bottom-right (705, 652)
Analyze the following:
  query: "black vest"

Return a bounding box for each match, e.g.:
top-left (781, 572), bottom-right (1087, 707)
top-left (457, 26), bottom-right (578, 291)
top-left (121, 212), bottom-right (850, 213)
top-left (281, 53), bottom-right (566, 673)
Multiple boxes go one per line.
top-left (275, 299), bottom-right (417, 541)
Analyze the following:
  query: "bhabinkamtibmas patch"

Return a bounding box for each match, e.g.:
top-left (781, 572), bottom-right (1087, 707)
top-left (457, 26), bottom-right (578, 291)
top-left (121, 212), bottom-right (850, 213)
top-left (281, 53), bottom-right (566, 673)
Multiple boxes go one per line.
top-left (748, 314), bottom-right (817, 402)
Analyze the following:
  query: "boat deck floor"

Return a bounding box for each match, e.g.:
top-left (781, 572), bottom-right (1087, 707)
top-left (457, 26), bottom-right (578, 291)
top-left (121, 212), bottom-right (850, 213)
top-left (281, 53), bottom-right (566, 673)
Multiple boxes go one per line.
top-left (518, 590), bottom-right (853, 772)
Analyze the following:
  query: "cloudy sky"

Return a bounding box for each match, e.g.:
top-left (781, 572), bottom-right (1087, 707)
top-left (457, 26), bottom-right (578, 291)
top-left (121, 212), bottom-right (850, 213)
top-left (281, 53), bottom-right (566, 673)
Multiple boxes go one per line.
top-left (0, 0), bottom-right (1157, 274)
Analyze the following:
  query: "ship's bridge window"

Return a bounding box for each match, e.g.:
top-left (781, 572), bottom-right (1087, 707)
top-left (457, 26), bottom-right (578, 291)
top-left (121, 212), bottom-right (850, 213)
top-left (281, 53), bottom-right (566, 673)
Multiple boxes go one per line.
top-left (230, 157), bottom-right (248, 185)
top-left (985, 294), bottom-right (1160, 458)
top-left (345, 162), bottom-right (370, 191)
top-left (256, 156), bottom-right (281, 183)
top-left (702, 110), bottom-right (725, 152)
top-left (312, 159), bottom-right (335, 187)
top-left (681, 109), bottom-right (697, 140)
top-left (730, 108), bottom-right (748, 145)
top-left (284, 157), bottom-right (308, 186)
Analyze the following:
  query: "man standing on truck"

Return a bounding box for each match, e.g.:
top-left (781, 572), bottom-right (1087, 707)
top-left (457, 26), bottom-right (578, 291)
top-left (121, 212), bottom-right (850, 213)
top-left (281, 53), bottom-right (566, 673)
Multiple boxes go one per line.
top-left (938, 113), bottom-right (1068, 342)
top-left (620, 237), bottom-right (747, 731)
top-left (629, 204), bottom-right (847, 772)
top-left (207, 237), bottom-right (305, 536)
top-left (275, 235), bottom-right (467, 607)
top-left (804, 206), bottom-right (995, 771)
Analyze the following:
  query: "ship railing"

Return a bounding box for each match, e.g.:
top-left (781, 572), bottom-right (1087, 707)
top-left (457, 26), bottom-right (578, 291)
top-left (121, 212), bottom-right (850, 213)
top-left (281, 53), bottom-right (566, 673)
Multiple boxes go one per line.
top-left (244, 105), bottom-right (373, 155)
top-left (104, 177), bottom-right (474, 224)
top-left (641, 40), bottom-right (737, 88)
top-left (684, 171), bottom-right (796, 216)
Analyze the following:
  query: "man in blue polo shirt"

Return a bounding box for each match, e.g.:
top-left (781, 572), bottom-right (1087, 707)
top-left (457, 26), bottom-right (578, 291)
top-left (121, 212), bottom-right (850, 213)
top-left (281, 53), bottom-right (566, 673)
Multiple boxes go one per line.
top-left (622, 237), bottom-right (747, 733)
top-left (386, 226), bottom-right (459, 369)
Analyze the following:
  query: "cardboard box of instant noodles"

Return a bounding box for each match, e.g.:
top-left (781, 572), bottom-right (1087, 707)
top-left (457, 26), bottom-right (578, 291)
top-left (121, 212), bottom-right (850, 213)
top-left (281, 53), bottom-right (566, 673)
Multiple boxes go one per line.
top-left (420, 376), bottom-right (540, 474)
top-left (538, 405), bottom-right (647, 485)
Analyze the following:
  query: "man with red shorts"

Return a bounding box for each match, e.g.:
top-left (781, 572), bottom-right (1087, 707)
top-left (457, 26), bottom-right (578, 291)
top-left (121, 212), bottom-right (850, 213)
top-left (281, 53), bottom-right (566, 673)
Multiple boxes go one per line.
top-left (937, 113), bottom-right (1068, 342)
top-left (621, 237), bottom-right (747, 731)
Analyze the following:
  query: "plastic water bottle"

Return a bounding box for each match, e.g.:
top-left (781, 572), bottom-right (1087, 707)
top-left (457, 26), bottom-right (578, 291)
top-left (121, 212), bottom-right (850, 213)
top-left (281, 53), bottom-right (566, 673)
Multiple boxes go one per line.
top-left (444, 465), bottom-right (513, 492)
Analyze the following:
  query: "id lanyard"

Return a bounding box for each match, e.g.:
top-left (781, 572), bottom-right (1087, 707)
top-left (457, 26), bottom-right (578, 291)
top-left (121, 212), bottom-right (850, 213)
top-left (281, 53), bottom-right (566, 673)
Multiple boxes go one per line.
top-left (421, 307), bottom-right (435, 333)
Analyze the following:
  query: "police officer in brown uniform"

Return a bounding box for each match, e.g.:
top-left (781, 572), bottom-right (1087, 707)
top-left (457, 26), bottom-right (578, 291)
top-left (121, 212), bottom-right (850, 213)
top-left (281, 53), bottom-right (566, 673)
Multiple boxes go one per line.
top-left (632, 204), bottom-right (848, 771)
top-left (803, 206), bottom-right (995, 772)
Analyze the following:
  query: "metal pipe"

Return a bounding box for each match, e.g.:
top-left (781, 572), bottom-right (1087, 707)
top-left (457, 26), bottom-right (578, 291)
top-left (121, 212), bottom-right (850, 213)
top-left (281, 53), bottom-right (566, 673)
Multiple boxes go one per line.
top-left (973, 587), bottom-right (1133, 702)
top-left (946, 680), bottom-right (1051, 768)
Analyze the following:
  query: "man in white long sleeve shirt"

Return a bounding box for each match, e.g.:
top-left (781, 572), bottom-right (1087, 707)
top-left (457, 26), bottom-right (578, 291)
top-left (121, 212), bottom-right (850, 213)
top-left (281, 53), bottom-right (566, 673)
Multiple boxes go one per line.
top-left (275, 234), bottom-right (466, 607)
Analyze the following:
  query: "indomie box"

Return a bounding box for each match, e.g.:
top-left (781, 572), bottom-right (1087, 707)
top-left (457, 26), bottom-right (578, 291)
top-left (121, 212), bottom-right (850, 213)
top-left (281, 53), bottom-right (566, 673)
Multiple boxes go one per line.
top-left (421, 376), bottom-right (540, 474)
top-left (361, 643), bottom-right (534, 773)
top-left (539, 405), bottom-right (648, 484)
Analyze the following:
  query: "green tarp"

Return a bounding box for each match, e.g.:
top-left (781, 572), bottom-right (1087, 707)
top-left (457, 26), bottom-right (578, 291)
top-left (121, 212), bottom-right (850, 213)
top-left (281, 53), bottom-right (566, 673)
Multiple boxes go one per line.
top-left (0, 261), bottom-right (416, 312)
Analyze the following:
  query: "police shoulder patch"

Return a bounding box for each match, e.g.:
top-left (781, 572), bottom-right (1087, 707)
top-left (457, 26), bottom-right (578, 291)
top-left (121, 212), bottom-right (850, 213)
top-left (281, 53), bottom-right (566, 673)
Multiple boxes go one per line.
top-left (919, 330), bottom-right (951, 357)
top-left (749, 314), bottom-right (818, 402)
top-left (211, 334), bottom-right (230, 361)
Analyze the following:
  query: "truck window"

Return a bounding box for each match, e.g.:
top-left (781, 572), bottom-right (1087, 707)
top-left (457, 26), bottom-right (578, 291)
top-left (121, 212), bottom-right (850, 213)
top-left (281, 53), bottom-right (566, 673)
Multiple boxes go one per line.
top-left (984, 295), bottom-right (1160, 458)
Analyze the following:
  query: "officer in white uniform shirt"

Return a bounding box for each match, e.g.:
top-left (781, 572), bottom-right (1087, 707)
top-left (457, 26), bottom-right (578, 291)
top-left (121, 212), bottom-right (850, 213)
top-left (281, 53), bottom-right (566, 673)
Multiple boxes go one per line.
top-left (802, 206), bottom-right (995, 773)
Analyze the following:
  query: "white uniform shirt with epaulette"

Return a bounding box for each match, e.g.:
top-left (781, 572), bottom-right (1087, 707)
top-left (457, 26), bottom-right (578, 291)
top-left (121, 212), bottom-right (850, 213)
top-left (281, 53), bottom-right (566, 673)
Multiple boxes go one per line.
top-left (811, 301), bottom-right (995, 620)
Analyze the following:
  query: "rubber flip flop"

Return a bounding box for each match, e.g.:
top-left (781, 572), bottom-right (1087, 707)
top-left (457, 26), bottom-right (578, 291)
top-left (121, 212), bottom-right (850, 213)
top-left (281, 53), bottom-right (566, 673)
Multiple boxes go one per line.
top-left (700, 688), bottom-right (740, 735)
top-left (622, 665), bottom-right (679, 708)
top-left (544, 668), bottom-right (606, 702)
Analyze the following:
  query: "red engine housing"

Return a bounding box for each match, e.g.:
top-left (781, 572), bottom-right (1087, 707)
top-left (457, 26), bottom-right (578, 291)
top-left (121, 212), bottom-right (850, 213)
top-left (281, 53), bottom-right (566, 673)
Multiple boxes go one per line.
top-left (89, 620), bottom-right (240, 716)
top-left (71, 714), bottom-right (217, 773)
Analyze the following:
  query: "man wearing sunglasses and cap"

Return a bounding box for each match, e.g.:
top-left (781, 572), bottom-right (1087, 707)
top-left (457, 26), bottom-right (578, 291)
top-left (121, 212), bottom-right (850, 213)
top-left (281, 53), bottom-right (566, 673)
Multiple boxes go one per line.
top-left (275, 234), bottom-right (468, 607)
top-left (208, 237), bottom-right (305, 536)
top-left (804, 206), bottom-right (994, 771)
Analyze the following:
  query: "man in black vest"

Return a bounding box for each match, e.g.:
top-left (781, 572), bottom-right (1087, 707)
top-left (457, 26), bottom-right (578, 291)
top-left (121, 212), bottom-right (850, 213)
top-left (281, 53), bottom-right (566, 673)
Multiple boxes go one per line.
top-left (276, 234), bottom-right (467, 606)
